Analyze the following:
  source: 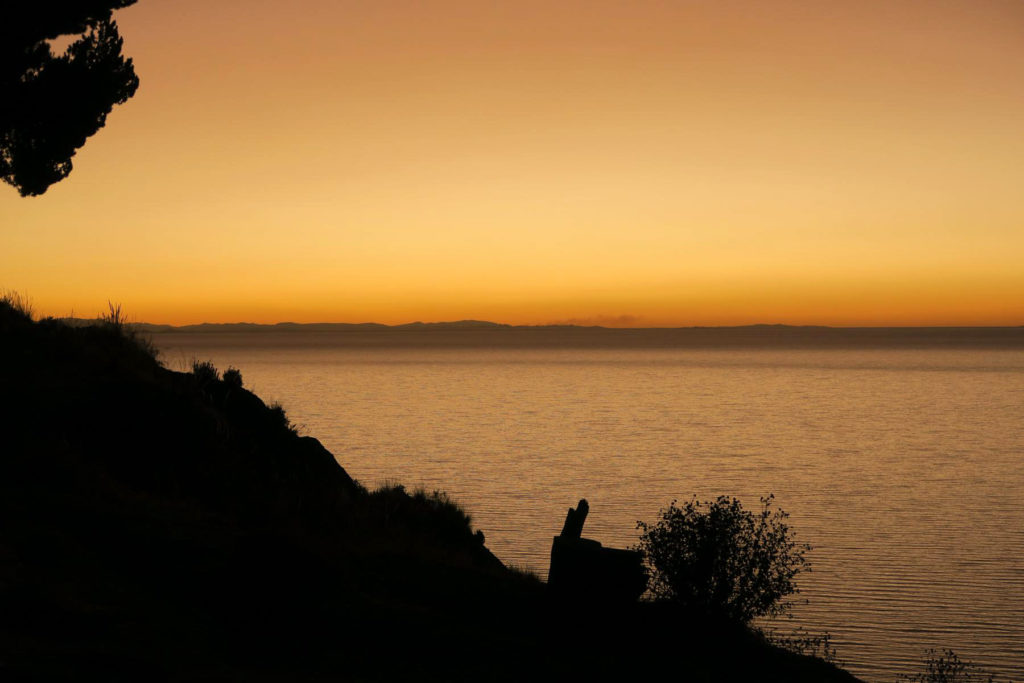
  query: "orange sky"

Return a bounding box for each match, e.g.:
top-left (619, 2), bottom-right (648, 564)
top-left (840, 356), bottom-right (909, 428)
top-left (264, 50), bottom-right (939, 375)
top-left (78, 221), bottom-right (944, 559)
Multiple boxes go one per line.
top-left (3, 0), bottom-right (1024, 326)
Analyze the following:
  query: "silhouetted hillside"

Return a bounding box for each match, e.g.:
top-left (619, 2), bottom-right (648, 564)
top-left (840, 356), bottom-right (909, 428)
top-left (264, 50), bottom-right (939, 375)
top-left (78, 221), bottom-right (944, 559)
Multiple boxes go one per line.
top-left (0, 300), bottom-right (863, 681)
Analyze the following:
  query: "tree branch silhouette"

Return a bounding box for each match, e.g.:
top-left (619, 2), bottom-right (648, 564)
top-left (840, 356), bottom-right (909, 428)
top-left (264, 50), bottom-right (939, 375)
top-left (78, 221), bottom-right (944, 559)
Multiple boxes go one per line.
top-left (1, 1), bottom-right (140, 196)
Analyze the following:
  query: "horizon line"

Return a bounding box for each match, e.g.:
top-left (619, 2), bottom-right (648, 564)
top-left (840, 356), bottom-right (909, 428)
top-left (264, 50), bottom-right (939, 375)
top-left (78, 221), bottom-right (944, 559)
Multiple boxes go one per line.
top-left (55, 316), bottom-right (1024, 331)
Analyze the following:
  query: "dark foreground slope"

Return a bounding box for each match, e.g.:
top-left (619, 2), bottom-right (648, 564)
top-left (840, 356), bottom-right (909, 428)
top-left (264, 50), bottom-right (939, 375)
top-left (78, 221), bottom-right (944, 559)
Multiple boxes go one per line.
top-left (0, 302), bottom-right (862, 682)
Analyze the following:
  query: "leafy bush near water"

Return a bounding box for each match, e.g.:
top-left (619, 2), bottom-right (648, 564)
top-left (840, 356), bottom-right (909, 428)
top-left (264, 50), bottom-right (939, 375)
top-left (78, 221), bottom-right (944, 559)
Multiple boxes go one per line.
top-left (636, 494), bottom-right (810, 624)
top-left (897, 649), bottom-right (1005, 683)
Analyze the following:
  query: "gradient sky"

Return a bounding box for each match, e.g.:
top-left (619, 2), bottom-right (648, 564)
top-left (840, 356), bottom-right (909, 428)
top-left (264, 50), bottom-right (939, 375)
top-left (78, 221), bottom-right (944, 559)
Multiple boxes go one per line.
top-left (3, 0), bottom-right (1024, 326)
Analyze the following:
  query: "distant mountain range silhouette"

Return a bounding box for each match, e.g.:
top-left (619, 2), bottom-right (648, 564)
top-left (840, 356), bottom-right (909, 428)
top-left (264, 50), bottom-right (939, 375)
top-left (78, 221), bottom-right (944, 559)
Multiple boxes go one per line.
top-left (54, 318), bottom-right (1024, 333)
top-left (53, 318), bottom-right (1024, 349)
top-left (59, 318), bottom-right (515, 332)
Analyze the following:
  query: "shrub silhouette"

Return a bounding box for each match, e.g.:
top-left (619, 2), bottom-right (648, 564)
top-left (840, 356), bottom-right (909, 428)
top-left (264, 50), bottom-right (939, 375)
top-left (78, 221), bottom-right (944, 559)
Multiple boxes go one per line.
top-left (636, 494), bottom-right (809, 624)
top-left (191, 359), bottom-right (219, 385)
top-left (1, 290), bottom-right (34, 319)
top-left (897, 649), bottom-right (999, 683)
top-left (222, 366), bottom-right (243, 389)
top-left (268, 401), bottom-right (298, 436)
top-left (97, 300), bottom-right (158, 359)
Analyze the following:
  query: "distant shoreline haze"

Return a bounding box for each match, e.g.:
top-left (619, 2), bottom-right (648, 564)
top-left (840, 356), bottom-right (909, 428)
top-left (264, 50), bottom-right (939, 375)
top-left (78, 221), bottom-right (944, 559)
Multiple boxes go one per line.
top-left (73, 318), bottom-right (1024, 349)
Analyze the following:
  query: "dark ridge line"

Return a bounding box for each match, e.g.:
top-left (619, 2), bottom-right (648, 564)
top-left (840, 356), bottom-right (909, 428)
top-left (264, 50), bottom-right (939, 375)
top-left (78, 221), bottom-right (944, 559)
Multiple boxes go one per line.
top-left (52, 318), bottom-right (1024, 333)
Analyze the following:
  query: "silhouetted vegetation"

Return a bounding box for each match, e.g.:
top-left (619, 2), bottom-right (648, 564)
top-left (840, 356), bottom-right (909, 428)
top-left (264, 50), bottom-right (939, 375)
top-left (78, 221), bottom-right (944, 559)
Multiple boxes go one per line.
top-left (1, 1), bottom-right (139, 195)
top-left (222, 365), bottom-right (243, 389)
top-left (897, 649), bottom-right (1005, 683)
top-left (99, 300), bottom-right (158, 358)
top-left (0, 299), bottom-right (862, 681)
top-left (637, 494), bottom-right (810, 624)
top-left (762, 627), bottom-right (839, 666)
top-left (0, 289), bottom-right (34, 319)
top-left (191, 358), bottom-right (219, 384)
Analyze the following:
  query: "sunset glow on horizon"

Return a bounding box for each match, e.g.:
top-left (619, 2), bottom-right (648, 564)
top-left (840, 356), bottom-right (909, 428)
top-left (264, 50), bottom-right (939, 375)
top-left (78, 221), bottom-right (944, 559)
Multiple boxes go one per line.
top-left (3, 0), bottom-right (1024, 327)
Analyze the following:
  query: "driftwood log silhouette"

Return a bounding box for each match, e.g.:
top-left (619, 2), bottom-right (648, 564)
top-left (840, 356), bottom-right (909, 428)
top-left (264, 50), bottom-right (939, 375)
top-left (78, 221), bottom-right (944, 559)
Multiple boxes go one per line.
top-left (548, 499), bottom-right (647, 602)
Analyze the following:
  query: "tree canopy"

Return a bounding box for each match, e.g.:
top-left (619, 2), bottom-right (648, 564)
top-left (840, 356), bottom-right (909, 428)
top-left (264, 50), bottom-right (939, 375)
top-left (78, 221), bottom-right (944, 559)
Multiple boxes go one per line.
top-left (1, 1), bottom-right (139, 196)
top-left (636, 494), bottom-right (810, 624)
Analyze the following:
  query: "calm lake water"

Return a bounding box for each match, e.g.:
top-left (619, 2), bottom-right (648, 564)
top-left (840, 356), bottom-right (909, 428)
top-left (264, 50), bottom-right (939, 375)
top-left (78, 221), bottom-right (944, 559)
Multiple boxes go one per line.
top-left (155, 335), bottom-right (1024, 682)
